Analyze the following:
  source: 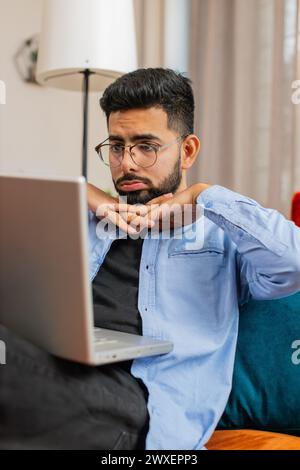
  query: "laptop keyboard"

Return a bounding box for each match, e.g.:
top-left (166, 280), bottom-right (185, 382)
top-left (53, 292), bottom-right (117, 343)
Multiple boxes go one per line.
top-left (93, 329), bottom-right (118, 345)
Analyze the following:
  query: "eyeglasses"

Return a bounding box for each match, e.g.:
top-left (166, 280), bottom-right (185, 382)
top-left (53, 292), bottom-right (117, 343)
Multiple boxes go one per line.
top-left (95, 134), bottom-right (188, 168)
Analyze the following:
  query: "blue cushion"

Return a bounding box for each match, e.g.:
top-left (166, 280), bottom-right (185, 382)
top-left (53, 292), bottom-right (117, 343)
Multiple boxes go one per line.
top-left (217, 291), bottom-right (300, 435)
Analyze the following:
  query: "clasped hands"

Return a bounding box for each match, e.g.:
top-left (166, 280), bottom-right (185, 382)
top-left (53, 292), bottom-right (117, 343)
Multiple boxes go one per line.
top-left (95, 183), bottom-right (210, 235)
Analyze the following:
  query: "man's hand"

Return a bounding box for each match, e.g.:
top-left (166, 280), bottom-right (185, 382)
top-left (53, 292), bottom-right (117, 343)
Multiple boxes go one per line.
top-left (140, 183), bottom-right (211, 231)
top-left (147, 183), bottom-right (211, 206)
top-left (87, 182), bottom-right (211, 234)
top-left (87, 183), bottom-right (154, 235)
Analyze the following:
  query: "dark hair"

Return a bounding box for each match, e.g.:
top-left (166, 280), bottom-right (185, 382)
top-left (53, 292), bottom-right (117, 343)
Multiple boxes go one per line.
top-left (99, 68), bottom-right (194, 135)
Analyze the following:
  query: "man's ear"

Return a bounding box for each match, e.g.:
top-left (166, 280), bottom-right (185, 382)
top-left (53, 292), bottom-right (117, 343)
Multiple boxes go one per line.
top-left (181, 135), bottom-right (201, 170)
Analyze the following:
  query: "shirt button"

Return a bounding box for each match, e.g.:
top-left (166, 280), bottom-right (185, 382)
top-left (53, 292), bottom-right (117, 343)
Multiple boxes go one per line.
top-left (146, 265), bottom-right (149, 270)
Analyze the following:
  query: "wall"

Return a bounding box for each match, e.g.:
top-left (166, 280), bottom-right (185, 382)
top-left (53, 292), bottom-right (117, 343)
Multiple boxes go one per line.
top-left (0, 0), bottom-right (190, 194)
top-left (0, 0), bottom-right (114, 192)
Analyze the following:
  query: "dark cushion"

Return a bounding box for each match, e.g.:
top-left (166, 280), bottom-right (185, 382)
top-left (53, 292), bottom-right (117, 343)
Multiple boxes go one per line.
top-left (217, 291), bottom-right (300, 436)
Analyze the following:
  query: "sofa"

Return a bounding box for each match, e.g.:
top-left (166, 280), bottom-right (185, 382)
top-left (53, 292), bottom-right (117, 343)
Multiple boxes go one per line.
top-left (205, 195), bottom-right (300, 449)
top-left (206, 290), bottom-right (300, 449)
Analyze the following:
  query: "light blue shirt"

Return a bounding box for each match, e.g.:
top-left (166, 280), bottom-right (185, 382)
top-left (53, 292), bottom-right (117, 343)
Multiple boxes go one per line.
top-left (88, 185), bottom-right (300, 450)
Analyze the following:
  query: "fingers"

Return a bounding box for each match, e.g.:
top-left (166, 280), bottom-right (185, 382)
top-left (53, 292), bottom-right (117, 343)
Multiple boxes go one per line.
top-left (95, 202), bottom-right (151, 235)
top-left (116, 204), bottom-right (153, 231)
top-left (96, 202), bottom-right (115, 218)
top-left (105, 208), bottom-right (138, 235)
top-left (116, 203), bottom-right (149, 217)
top-left (94, 194), bottom-right (178, 235)
top-left (128, 213), bottom-right (156, 231)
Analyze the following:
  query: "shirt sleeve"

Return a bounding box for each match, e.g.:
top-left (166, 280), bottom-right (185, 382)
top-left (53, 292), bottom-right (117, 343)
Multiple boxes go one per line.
top-left (88, 208), bottom-right (95, 223)
top-left (196, 185), bottom-right (300, 304)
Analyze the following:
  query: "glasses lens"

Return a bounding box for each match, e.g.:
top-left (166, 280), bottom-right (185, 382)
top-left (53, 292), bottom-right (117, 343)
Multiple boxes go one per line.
top-left (98, 144), bottom-right (122, 167)
top-left (131, 143), bottom-right (157, 168)
top-left (96, 142), bottom-right (158, 168)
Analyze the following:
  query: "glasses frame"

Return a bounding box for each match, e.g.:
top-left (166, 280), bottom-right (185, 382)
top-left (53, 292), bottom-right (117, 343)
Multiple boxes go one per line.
top-left (95, 134), bottom-right (188, 168)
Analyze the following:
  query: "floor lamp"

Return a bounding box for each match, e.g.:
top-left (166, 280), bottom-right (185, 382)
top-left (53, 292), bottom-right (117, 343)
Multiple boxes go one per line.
top-left (36, 0), bottom-right (137, 178)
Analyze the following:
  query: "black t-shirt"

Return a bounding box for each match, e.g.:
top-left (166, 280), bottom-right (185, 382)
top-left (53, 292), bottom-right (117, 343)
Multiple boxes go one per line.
top-left (92, 237), bottom-right (144, 372)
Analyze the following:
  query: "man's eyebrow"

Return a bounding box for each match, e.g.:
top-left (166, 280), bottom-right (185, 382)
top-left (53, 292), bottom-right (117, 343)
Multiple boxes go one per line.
top-left (108, 134), bottom-right (163, 143)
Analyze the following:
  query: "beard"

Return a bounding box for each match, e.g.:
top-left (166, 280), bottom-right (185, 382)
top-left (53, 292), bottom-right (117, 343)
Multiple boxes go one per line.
top-left (113, 156), bottom-right (182, 205)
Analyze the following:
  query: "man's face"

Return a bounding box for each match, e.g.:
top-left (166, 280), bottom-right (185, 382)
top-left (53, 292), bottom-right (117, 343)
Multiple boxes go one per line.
top-left (108, 107), bottom-right (183, 204)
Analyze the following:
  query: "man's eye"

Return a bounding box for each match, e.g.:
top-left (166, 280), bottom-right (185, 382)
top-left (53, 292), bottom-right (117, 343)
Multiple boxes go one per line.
top-left (137, 143), bottom-right (157, 153)
top-left (110, 144), bottom-right (123, 153)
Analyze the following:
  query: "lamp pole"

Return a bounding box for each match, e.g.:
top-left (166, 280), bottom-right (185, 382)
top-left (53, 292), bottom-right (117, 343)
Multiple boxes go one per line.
top-left (81, 69), bottom-right (93, 178)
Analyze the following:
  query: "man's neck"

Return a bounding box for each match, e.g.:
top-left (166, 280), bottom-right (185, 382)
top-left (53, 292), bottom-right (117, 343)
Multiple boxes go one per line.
top-left (175, 179), bottom-right (187, 194)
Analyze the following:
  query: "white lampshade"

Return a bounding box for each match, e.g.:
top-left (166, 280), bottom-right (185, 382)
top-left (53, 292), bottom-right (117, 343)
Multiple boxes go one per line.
top-left (36, 0), bottom-right (137, 91)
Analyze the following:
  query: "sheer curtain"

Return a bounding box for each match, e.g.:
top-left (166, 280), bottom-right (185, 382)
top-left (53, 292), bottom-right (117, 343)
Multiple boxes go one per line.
top-left (189, 0), bottom-right (300, 216)
top-left (135, 0), bottom-right (300, 216)
top-left (134, 0), bottom-right (188, 69)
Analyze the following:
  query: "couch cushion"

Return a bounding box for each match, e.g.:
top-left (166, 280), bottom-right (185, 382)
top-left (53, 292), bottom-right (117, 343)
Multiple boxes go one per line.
top-left (217, 291), bottom-right (300, 435)
top-left (207, 430), bottom-right (300, 450)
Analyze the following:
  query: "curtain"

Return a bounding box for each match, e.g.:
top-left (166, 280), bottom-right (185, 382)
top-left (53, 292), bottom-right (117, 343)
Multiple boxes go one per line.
top-left (135, 0), bottom-right (300, 216)
top-left (134, 0), bottom-right (165, 67)
top-left (189, 0), bottom-right (300, 217)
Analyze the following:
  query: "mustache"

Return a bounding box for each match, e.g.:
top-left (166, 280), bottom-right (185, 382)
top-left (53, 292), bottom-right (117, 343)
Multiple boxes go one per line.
top-left (116, 175), bottom-right (152, 186)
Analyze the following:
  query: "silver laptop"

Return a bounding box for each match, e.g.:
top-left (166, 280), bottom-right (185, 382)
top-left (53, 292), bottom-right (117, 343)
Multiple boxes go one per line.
top-left (0, 173), bottom-right (173, 365)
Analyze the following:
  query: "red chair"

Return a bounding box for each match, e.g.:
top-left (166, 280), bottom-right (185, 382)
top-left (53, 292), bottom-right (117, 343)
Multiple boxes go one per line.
top-left (291, 192), bottom-right (300, 227)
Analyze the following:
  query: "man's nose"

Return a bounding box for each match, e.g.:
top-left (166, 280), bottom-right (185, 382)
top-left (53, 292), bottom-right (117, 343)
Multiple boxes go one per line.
top-left (120, 148), bottom-right (139, 172)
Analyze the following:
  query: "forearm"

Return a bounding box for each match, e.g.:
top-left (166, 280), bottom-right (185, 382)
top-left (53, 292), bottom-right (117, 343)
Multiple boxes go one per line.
top-left (87, 183), bottom-right (116, 213)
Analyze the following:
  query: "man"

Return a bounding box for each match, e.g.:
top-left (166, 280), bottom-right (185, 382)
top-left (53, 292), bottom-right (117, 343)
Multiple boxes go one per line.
top-left (1, 68), bottom-right (300, 450)
top-left (86, 68), bottom-right (300, 449)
